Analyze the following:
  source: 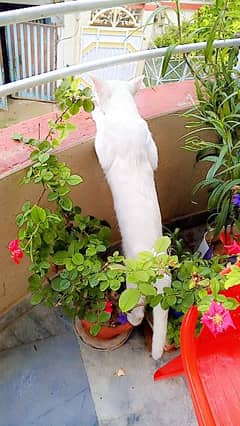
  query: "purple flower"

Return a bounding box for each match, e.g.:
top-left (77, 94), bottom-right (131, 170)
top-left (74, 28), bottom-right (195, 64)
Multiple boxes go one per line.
top-left (232, 193), bottom-right (240, 208)
top-left (203, 247), bottom-right (214, 260)
top-left (118, 313), bottom-right (128, 325)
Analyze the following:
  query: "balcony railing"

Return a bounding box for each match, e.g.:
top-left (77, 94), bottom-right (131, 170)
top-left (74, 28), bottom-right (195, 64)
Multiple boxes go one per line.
top-left (0, 0), bottom-right (239, 98)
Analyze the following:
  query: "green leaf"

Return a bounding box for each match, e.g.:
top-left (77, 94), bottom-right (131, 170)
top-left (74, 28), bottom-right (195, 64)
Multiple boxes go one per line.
top-left (51, 277), bottom-right (71, 291)
top-left (48, 192), bottom-right (58, 202)
top-left (119, 288), bottom-right (141, 312)
top-left (150, 294), bottom-right (162, 308)
top-left (100, 281), bottom-right (110, 292)
top-left (83, 99), bottom-right (94, 113)
top-left (52, 251), bottom-right (69, 265)
top-left (69, 103), bottom-right (80, 115)
top-left (166, 295), bottom-right (177, 306)
top-left (154, 236), bottom-right (171, 253)
top-left (139, 283), bottom-right (157, 296)
top-left (30, 291), bottom-right (44, 305)
top-left (85, 312), bottom-right (98, 323)
top-left (210, 278), bottom-right (220, 299)
top-left (224, 268), bottom-right (240, 289)
top-left (39, 141), bottom-right (51, 152)
top-left (28, 274), bottom-right (41, 291)
top-left (22, 201), bottom-right (31, 212)
top-left (58, 186), bottom-right (70, 196)
top-left (39, 152), bottom-right (50, 163)
top-left (127, 270), bottom-right (150, 283)
top-left (83, 87), bottom-right (92, 97)
top-left (86, 246), bottom-right (97, 257)
top-left (72, 253), bottom-right (84, 265)
top-left (30, 150), bottom-right (39, 161)
top-left (59, 196), bottom-right (73, 211)
top-left (90, 324), bottom-right (101, 336)
top-left (41, 170), bottom-right (53, 181)
top-left (222, 297), bottom-right (239, 311)
top-left (31, 205), bottom-right (46, 223)
top-left (16, 213), bottom-right (24, 227)
top-left (67, 175), bottom-right (83, 186)
top-left (161, 45), bottom-right (176, 77)
top-left (204, 15), bottom-right (220, 62)
top-left (99, 311), bottom-right (111, 323)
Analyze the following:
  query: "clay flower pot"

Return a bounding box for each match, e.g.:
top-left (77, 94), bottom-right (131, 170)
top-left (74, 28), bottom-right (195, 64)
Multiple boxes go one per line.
top-left (81, 319), bottom-right (133, 340)
top-left (74, 317), bottom-right (133, 351)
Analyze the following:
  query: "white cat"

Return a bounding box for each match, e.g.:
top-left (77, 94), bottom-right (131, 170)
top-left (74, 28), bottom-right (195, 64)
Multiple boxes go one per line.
top-left (91, 76), bottom-right (171, 360)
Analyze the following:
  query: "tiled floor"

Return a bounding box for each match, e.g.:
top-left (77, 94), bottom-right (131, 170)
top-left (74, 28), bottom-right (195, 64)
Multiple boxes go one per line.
top-left (0, 222), bottom-right (206, 425)
top-left (0, 306), bottom-right (98, 426)
top-left (0, 304), bottom-right (196, 426)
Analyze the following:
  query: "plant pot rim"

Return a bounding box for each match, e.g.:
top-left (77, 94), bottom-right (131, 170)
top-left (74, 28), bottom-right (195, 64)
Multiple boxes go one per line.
top-left (74, 317), bottom-right (133, 351)
top-left (81, 318), bottom-right (133, 339)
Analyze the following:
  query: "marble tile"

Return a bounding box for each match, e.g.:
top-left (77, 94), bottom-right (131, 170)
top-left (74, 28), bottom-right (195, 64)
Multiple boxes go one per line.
top-left (80, 329), bottom-right (197, 426)
top-left (0, 332), bottom-right (98, 426)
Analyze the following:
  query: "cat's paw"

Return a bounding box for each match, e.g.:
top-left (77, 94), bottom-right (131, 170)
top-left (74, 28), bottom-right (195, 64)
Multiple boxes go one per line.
top-left (127, 307), bottom-right (144, 326)
top-left (151, 344), bottom-right (164, 361)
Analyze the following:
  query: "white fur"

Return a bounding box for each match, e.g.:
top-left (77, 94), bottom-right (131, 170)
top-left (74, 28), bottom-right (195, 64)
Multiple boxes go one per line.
top-left (91, 77), bottom-right (171, 360)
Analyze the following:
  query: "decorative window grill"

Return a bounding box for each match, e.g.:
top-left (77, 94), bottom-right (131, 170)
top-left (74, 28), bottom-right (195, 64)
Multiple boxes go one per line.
top-left (90, 7), bottom-right (142, 28)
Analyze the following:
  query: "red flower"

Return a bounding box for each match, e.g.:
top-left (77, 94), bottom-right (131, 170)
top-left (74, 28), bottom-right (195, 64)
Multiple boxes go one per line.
top-left (8, 239), bottom-right (23, 264)
top-left (8, 239), bottom-right (19, 251)
top-left (224, 240), bottom-right (240, 255)
top-left (104, 301), bottom-right (113, 313)
top-left (219, 231), bottom-right (233, 246)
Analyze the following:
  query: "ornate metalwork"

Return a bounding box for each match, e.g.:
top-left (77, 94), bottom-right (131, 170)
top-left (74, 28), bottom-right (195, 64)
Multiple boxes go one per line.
top-left (90, 7), bottom-right (142, 28)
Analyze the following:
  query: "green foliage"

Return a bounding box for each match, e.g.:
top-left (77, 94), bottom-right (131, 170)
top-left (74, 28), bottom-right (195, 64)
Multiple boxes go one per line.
top-left (14, 77), bottom-right (125, 334)
top-left (154, 1), bottom-right (240, 235)
top-left (154, 22), bottom-right (191, 48)
top-left (154, 0), bottom-right (240, 48)
top-left (183, 46), bottom-right (240, 235)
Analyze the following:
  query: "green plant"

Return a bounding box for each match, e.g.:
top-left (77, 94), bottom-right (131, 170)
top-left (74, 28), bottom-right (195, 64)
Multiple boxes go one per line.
top-left (110, 236), bottom-right (240, 337)
top-left (154, 0), bottom-right (240, 48)
top-left (9, 77), bottom-right (127, 336)
top-left (183, 47), bottom-right (240, 236)
top-left (155, 0), bottom-right (240, 236)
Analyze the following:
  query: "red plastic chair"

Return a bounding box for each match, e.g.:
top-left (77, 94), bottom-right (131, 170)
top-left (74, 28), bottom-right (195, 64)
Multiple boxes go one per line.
top-left (154, 286), bottom-right (240, 426)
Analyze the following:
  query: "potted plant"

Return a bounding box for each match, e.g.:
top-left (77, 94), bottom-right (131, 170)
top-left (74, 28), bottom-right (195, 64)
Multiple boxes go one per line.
top-left (110, 235), bottom-right (240, 345)
top-left (8, 77), bottom-right (132, 346)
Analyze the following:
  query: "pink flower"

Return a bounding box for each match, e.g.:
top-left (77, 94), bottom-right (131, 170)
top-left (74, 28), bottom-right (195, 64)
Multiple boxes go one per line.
top-left (8, 239), bottom-right (23, 264)
top-left (224, 240), bottom-right (240, 255)
top-left (104, 301), bottom-right (113, 314)
top-left (201, 300), bottom-right (236, 335)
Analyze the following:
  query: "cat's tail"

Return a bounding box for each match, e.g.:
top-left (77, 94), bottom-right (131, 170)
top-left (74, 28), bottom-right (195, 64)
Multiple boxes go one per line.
top-left (152, 274), bottom-right (171, 360)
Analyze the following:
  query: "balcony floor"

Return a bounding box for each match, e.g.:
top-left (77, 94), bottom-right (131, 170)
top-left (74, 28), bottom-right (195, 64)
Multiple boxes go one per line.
top-left (0, 304), bottom-right (197, 426)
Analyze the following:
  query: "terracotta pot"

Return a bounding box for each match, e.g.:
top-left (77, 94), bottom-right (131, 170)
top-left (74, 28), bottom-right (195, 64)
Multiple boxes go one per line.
top-left (81, 319), bottom-right (133, 340)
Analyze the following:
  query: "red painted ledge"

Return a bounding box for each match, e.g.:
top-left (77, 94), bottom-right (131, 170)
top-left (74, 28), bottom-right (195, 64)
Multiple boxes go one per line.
top-left (0, 80), bottom-right (196, 178)
top-left (131, 2), bottom-right (204, 11)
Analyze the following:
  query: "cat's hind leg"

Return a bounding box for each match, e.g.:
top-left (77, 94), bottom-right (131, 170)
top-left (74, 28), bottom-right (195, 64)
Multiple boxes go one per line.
top-left (152, 274), bottom-right (171, 360)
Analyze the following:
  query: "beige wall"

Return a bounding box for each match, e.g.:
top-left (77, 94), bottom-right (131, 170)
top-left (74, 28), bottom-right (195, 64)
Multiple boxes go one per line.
top-left (0, 111), bottom-right (208, 316)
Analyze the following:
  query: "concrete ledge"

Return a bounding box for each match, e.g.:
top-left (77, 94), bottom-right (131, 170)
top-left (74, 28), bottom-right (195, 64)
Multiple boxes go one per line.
top-left (0, 81), bottom-right (196, 178)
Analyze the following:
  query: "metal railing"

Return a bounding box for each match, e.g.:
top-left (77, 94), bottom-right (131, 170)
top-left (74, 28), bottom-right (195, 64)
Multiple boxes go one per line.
top-left (0, 0), bottom-right (240, 98)
top-left (0, 0), bottom-right (154, 26)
